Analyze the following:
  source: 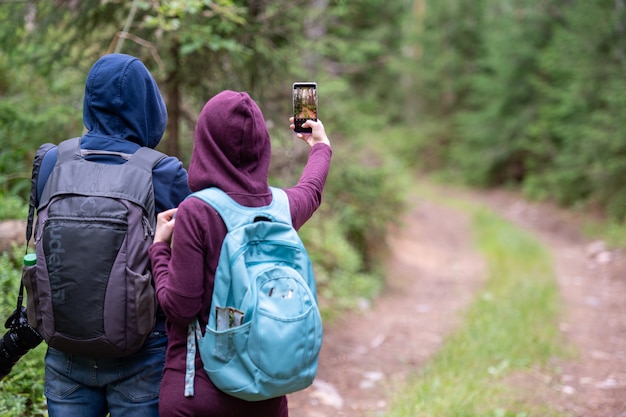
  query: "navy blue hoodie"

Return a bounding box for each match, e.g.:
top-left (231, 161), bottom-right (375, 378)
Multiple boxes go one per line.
top-left (36, 53), bottom-right (190, 212)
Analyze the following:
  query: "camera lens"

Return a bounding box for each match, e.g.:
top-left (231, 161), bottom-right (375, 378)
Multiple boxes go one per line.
top-left (0, 307), bottom-right (42, 380)
top-left (0, 330), bottom-right (22, 379)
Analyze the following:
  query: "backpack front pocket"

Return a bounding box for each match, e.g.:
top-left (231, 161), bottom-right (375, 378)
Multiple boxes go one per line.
top-left (42, 216), bottom-right (126, 339)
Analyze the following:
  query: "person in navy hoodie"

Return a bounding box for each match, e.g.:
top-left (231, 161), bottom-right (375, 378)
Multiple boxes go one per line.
top-left (34, 53), bottom-right (190, 417)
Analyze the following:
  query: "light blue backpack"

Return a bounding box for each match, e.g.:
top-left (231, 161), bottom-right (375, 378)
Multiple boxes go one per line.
top-left (184, 187), bottom-right (323, 401)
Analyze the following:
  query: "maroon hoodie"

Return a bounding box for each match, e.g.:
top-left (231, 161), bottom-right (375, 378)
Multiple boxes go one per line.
top-left (149, 91), bottom-right (331, 416)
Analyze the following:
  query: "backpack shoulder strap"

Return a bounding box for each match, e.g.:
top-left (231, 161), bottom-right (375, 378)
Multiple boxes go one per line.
top-left (42, 139), bottom-right (166, 217)
top-left (56, 137), bottom-right (81, 164)
top-left (27, 143), bottom-right (55, 242)
top-left (57, 137), bottom-right (166, 169)
top-left (189, 187), bottom-right (291, 231)
top-left (125, 148), bottom-right (167, 221)
top-left (127, 146), bottom-right (167, 171)
top-left (268, 187), bottom-right (291, 225)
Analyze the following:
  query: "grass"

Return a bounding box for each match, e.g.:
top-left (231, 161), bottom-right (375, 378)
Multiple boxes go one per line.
top-left (384, 186), bottom-right (566, 417)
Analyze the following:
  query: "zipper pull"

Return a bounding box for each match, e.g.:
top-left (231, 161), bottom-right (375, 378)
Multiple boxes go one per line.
top-left (142, 216), bottom-right (154, 240)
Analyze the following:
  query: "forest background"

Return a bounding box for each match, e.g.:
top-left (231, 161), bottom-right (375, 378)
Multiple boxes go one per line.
top-left (1, 0), bottom-right (626, 415)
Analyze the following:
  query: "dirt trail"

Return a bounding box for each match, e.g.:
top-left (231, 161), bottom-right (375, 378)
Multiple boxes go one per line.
top-left (288, 190), bottom-right (487, 416)
top-left (288, 185), bottom-right (626, 416)
top-left (485, 190), bottom-right (626, 416)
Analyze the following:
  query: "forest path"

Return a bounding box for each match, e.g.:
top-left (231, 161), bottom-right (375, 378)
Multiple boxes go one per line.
top-left (287, 182), bottom-right (626, 417)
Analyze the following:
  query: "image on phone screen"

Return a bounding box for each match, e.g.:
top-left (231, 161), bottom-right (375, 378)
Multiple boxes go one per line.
top-left (293, 82), bottom-right (317, 133)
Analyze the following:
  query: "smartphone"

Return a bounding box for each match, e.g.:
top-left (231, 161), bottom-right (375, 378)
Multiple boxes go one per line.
top-left (293, 82), bottom-right (318, 133)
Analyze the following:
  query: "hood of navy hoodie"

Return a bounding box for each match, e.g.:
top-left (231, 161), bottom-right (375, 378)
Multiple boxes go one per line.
top-left (80, 53), bottom-right (167, 151)
top-left (188, 90), bottom-right (272, 206)
top-left (36, 54), bottom-right (177, 202)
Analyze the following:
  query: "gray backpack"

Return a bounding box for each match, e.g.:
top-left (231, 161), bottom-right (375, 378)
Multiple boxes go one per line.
top-left (24, 138), bottom-right (165, 357)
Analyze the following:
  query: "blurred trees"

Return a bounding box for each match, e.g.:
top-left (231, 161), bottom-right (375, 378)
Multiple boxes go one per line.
top-left (2, 0), bottom-right (312, 156)
top-left (0, 0), bottom-right (408, 160)
top-left (3, 0), bottom-right (626, 276)
top-left (5, 0), bottom-right (626, 220)
top-left (407, 0), bottom-right (626, 219)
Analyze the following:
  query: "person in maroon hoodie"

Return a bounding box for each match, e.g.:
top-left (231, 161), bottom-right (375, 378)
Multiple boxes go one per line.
top-left (148, 90), bottom-right (332, 416)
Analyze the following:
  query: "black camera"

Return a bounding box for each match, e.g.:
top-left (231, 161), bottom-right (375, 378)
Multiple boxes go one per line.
top-left (0, 306), bottom-right (43, 380)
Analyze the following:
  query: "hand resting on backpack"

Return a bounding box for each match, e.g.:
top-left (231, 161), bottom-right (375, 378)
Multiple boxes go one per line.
top-left (154, 208), bottom-right (177, 244)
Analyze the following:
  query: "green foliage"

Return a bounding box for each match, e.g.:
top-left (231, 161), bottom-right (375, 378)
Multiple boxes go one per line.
top-left (323, 144), bottom-right (408, 271)
top-left (0, 31), bottom-right (83, 205)
top-left (321, 0), bottom-right (410, 126)
top-left (525, 2), bottom-right (626, 219)
top-left (0, 196), bottom-right (28, 221)
top-left (410, 0), bottom-right (626, 220)
top-left (0, 251), bottom-right (47, 417)
top-left (452, 2), bottom-right (553, 186)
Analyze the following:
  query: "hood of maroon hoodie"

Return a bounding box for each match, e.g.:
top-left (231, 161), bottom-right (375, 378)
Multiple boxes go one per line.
top-left (187, 90), bottom-right (272, 206)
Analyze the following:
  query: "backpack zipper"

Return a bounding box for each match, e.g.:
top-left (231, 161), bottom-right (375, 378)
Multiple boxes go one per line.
top-left (142, 216), bottom-right (154, 240)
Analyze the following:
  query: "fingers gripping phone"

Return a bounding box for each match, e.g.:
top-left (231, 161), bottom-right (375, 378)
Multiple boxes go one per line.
top-left (293, 82), bottom-right (318, 133)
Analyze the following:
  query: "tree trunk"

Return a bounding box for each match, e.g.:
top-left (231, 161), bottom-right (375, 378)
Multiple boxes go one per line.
top-left (164, 42), bottom-right (181, 158)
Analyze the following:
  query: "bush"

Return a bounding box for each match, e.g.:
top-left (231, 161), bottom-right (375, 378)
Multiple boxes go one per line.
top-left (0, 194), bottom-right (28, 221)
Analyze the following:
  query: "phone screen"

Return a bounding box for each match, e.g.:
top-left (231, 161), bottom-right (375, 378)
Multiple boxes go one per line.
top-left (293, 82), bottom-right (318, 133)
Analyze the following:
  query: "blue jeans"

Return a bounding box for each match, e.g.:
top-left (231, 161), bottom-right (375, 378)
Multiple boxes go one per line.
top-left (44, 331), bottom-right (167, 417)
